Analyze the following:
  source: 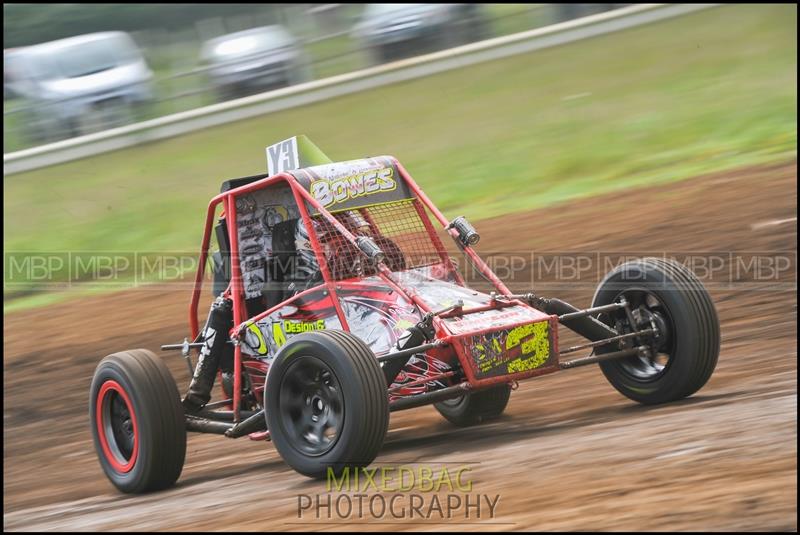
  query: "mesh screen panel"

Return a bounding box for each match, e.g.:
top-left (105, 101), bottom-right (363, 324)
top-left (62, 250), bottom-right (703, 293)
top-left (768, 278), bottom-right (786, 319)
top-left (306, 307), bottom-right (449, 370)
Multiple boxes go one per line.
top-left (311, 199), bottom-right (448, 281)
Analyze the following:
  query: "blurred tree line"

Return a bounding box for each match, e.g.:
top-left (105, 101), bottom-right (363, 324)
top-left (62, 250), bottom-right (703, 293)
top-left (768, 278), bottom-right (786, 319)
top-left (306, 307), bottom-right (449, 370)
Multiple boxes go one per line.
top-left (3, 4), bottom-right (293, 49)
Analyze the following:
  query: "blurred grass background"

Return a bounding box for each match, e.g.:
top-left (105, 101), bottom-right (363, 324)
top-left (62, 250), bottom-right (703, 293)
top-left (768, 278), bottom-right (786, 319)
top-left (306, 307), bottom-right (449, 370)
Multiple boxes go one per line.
top-left (3, 4), bottom-right (797, 311)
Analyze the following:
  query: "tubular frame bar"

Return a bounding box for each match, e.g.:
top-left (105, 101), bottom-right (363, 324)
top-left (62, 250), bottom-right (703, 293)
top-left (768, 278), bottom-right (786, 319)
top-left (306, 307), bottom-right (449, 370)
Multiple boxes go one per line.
top-left (194, 409), bottom-right (259, 422)
top-left (559, 346), bottom-right (644, 369)
top-left (186, 415), bottom-right (234, 435)
top-left (376, 340), bottom-right (449, 363)
top-left (557, 300), bottom-right (628, 322)
top-left (389, 382), bottom-right (472, 412)
top-left (559, 329), bottom-right (655, 355)
top-left (394, 158), bottom-right (512, 296)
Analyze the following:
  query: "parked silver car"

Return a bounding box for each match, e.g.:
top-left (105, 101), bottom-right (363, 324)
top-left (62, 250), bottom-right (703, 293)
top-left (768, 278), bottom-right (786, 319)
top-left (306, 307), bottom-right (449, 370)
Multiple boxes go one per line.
top-left (200, 26), bottom-right (312, 102)
top-left (4, 32), bottom-right (153, 141)
top-left (353, 4), bottom-right (489, 64)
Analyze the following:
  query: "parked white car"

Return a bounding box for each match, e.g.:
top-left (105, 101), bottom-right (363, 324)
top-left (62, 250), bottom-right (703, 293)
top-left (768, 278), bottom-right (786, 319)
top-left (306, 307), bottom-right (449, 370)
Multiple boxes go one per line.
top-left (200, 26), bottom-right (311, 102)
top-left (353, 4), bottom-right (488, 64)
top-left (4, 32), bottom-right (153, 141)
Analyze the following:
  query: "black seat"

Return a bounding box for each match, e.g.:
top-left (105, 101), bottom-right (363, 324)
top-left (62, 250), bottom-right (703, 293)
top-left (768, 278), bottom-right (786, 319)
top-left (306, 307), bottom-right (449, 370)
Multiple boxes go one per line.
top-left (261, 219), bottom-right (299, 311)
top-left (215, 217), bottom-right (322, 317)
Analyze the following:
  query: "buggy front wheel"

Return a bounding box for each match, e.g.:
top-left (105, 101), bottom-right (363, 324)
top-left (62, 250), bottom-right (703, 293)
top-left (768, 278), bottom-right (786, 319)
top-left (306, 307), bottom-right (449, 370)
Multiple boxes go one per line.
top-left (265, 330), bottom-right (389, 479)
top-left (592, 257), bottom-right (720, 404)
top-left (89, 349), bottom-right (186, 493)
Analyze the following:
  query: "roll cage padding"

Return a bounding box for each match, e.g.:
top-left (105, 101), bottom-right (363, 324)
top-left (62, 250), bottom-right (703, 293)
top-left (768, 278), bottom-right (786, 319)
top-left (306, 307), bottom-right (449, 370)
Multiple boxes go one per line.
top-left (219, 173), bottom-right (269, 193)
top-left (211, 218), bottom-right (231, 297)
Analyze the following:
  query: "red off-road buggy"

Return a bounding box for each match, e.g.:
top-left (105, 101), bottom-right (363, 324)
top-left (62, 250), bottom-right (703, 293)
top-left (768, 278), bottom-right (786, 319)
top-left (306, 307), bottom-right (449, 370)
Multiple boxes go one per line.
top-left (90, 136), bottom-right (720, 492)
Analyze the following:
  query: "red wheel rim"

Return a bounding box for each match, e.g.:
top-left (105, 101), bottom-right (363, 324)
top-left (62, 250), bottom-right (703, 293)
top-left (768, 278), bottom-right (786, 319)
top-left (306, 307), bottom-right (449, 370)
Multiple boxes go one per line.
top-left (95, 380), bottom-right (139, 473)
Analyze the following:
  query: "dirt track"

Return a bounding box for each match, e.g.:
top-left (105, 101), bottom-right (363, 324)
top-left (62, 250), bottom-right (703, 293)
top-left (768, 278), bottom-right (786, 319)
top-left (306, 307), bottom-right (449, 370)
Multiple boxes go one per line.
top-left (3, 161), bottom-right (797, 531)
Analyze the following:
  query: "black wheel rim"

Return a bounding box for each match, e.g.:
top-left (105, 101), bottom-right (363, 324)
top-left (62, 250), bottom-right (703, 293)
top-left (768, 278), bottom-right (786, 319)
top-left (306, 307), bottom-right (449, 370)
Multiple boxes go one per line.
top-left (600, 287), bottom-right (675, 382)
top-left (278, 356), bottom-right (344, 456)
top-left (96, 380), bottom-right (138, 473)
top-left (104, 392), bottom-right (133, 461)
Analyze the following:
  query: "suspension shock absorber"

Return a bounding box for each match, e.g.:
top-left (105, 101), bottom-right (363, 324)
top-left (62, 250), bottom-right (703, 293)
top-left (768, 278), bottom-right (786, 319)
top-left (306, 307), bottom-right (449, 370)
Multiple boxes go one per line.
top-left (183, 295), bottom-right (234, 413)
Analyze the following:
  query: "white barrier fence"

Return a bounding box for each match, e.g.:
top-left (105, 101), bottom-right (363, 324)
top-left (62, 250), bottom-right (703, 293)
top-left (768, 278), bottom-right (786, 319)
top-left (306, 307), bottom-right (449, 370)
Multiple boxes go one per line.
top-left (3, 3), bottom-right (718, 176)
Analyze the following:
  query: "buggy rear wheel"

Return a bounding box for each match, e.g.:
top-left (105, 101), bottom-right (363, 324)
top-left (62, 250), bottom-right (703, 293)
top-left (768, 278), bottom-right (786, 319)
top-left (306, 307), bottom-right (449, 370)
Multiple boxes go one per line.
top-left (592, 257), bottom-right (720, 404)
top-left (265, 330), bottom-right (389, 479)
top-left (89, 349), bottom-right (186, 493)
top-left (434, 383), bottom-right (512, 426)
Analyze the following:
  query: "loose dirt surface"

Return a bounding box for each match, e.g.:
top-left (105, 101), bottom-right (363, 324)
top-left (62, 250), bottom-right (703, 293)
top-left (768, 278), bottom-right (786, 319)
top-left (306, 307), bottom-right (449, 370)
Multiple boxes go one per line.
top-left (4, 161), bottom-right (797, 531)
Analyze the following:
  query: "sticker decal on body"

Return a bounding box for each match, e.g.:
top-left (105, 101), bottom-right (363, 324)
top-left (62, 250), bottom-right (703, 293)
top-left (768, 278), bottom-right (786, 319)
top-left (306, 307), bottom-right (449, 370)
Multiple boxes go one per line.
top-left (309, 166), bottom-right (397, 209)
top-left (291, 158), bottom-right (414, 214)
top-left (266, 138), bottom-right (300, 175)
top-left (463, 320), bottom-right (555, 380)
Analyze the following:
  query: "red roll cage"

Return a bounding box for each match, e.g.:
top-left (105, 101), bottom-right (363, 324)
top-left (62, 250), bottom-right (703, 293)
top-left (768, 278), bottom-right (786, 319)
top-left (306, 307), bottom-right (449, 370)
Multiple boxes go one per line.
top-left (189, 157), bottom-right (520, 419)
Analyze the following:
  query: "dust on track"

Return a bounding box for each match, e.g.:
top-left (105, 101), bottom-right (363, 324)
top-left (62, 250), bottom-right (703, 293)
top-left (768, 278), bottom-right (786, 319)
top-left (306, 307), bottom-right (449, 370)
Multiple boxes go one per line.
top-left (3, 161), bottom-right (797, 531)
